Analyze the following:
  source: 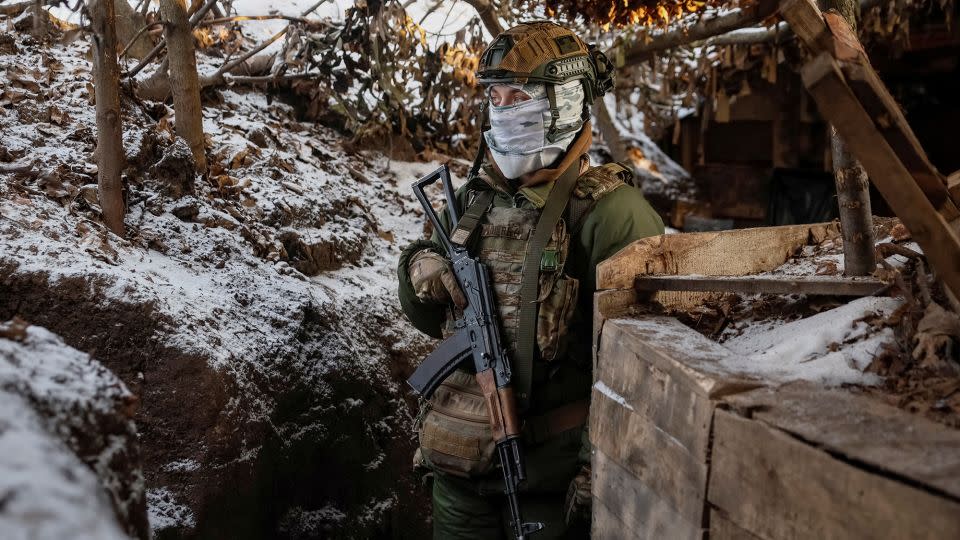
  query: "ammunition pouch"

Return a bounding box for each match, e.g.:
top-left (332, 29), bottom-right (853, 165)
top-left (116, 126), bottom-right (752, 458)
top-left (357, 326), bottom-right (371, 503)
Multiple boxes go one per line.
top-left (418, 370), bottom-right (589, 478)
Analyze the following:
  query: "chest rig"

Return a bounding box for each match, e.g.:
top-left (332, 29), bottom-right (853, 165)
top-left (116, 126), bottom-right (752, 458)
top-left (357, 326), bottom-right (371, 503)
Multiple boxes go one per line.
top-left (443, 162), bottom-right (630, 404)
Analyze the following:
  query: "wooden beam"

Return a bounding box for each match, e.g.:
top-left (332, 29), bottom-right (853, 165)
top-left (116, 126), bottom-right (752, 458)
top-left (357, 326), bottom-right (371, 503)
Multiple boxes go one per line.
top-left (801, 52), bottom-right (960, 298)
top-left (596, 223), bottom-right (839, 292)
top-left (843, 63), bottom-right (960, 217)
top-left (779, 0), bottom-right (830, 51)
top-left (949, 171), bottom-right (960, 205)
top-left (634, 274), bottom-right (887, 296)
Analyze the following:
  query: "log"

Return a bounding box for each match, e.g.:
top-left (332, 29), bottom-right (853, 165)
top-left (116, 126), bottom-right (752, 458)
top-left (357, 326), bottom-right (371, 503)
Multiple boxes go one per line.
top-left (823, 0), bottom-right (877, 276)
top-left (801, 52), bottom-right (960, 299)
top-left (633, 274), bottom-right (888, 296)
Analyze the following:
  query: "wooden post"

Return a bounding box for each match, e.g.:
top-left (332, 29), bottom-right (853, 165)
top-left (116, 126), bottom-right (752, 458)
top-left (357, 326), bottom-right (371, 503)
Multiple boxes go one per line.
top-left (821, 0), bottom-right (876, 276)
top-left (159, 0), bottom-right (207, 173)
top-left (593, 101), bottom-right (628, 163)
top-left (90, 0), bottom-right (126, 236)
top-left (801, 53), bottom-right (960, 299)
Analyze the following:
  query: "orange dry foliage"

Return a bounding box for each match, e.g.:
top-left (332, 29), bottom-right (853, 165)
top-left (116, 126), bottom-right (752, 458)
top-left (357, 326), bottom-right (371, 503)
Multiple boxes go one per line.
top-left (545, 0), bottom-right (722, 27)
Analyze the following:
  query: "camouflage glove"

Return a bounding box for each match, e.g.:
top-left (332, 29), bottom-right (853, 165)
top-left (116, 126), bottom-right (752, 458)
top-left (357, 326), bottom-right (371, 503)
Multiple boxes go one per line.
top-left (408, 250), bottom-right (467, 309)
top-left (563, 464), bottom-right (592, 527)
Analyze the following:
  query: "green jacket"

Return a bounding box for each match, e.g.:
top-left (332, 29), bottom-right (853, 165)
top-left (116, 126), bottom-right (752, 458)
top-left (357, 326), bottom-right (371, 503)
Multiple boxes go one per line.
top-left (397, 165), bottom-right (663, 415)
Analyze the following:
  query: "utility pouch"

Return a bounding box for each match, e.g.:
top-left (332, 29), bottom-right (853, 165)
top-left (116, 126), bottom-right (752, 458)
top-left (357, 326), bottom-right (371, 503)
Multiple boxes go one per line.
top-left (536, 274), bottom-right (579, 363)
top-left (418, 370), bottom-right (497, 478)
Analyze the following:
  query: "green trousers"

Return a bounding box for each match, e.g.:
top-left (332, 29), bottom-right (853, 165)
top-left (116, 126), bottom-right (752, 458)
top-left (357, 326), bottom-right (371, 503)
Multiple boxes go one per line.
top-left (430, 427), bottom-right (589, 539)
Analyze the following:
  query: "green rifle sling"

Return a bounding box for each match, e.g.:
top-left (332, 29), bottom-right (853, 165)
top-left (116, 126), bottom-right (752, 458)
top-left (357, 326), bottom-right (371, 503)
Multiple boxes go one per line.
top-left (451, 190), bottom-right (494, 246)
top-left (515, 162), bottom-right (581, 410)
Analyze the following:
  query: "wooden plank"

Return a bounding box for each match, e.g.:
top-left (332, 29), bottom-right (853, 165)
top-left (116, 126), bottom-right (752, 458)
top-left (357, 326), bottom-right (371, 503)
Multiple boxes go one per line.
top-left (801, 52), bottom-right (960, 299)
top-left (949, 171), bottom-right (960, 204)
top-left (779, 0), bottom-right (829, 52)
top-left (591, 494), bottom-right (632, 540)
top-left (591, 386), bottom-right (708, 522)
top-left (709, 410), bottom-right (960, 539)
top-left (596, 318), bottom-right (761, 458)
top-left (709, 509), bottom-right (763, 540)
top-left (842, 62), bottom-right (959, 220)
top-left (783, 0), bottom-right (960, 220)
top-left (822, 11), bottom-right (867, 60)
top-left (591, 448), bottom-right (703, 540)
top-left (723, 384), bottom-right (960, 500)
top-left (596, 223), bottom-right (839, 307)
top-left (634, 274), bottom-right (887, 296)
top-left (592, 288), bottom-right (638, 373)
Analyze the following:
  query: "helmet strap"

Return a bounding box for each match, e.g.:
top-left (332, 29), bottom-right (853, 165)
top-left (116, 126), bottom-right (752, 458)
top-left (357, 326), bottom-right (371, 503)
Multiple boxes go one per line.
top-left (469, 106), bottom-right (491, 181)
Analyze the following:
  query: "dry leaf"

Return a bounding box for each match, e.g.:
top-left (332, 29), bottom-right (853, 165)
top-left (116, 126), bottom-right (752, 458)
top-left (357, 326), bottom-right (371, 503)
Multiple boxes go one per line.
top-left (0, 317), bottom-right (29, 342)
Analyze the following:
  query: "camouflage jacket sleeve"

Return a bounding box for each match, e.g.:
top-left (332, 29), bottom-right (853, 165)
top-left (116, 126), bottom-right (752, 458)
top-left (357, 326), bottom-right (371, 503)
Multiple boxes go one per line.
top-left (397, 239), bottom-right (447, 339)
top-left (396, 187), bottom-right (468, 340)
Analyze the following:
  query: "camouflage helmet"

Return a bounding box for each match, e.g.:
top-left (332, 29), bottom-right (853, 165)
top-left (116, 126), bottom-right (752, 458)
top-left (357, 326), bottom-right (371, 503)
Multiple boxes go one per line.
top-left (477, 21), bottom-right (615, 141)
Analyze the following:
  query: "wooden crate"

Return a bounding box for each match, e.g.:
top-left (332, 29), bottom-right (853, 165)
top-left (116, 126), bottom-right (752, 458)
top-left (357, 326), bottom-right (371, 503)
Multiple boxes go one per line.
top-left (711, 385), bottom-right (960, 539)
top-left (590, 317), bottom-right (760, 539)
top-left (592, 320), bottom-right (960, 539)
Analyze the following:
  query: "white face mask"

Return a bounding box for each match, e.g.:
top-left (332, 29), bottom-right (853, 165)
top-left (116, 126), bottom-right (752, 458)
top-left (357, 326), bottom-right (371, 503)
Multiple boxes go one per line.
top-left (483, 80), bottom-right (585, 179)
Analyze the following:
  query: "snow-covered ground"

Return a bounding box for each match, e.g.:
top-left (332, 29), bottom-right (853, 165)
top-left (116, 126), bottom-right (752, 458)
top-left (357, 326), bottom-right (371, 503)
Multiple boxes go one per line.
top-left (1, 23), bottom-right (437, 537)
top-left (0, 321), bottom-right (145, 539)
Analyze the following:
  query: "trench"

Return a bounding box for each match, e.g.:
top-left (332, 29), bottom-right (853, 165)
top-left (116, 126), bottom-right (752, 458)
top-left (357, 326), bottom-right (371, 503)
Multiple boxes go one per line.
top-left (0, 265), bottom-right (431, 539)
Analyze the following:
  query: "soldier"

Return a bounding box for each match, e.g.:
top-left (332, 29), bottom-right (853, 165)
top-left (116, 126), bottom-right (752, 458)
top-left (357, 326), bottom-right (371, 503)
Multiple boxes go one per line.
top-left (397, 21), bottom-right (664, 539)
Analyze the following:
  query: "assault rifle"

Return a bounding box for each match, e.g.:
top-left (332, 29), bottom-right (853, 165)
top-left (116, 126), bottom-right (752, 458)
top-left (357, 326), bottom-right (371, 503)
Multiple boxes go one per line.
top-left (407, 165), bottom-right (545, 540)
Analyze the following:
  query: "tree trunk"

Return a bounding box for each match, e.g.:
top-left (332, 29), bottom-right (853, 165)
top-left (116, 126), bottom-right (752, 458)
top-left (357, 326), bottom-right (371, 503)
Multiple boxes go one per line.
top-left (159, 0), bottom-right (207, 173)
top-left (90, 0), bottom-right (126, 236)
top-left (823, 0), bottom-right (876, 275)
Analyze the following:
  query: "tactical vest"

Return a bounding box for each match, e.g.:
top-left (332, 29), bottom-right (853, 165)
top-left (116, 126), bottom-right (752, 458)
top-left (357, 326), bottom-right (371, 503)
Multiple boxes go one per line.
top-left (419, 162), bottom-right (630, 477)
top-left (442, 161), bottom-right (630, 364)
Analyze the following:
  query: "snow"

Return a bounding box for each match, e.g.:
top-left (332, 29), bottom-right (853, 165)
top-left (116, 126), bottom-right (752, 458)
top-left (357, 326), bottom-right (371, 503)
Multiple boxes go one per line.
top-left (721, 296), bottom-right (902, 386)
top-left (147, 487), bottom-right (196, 531)
top-left (596, 93), bottom-right (694, 199)
top-left (1, 27), bottom-right (438, 536)
top-left (593, 380), bottom-right (634, 411)
top-left (0, 323), bottom-right (140, 539)
top-left (0, 392), bottom-right (127, 540)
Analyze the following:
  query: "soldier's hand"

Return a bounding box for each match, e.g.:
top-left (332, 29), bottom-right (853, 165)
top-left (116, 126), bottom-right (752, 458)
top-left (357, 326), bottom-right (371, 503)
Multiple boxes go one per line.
top-left (563, 464), bottom-right (591, 527)
top-left (409, 250), bottom-right (467, 309)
